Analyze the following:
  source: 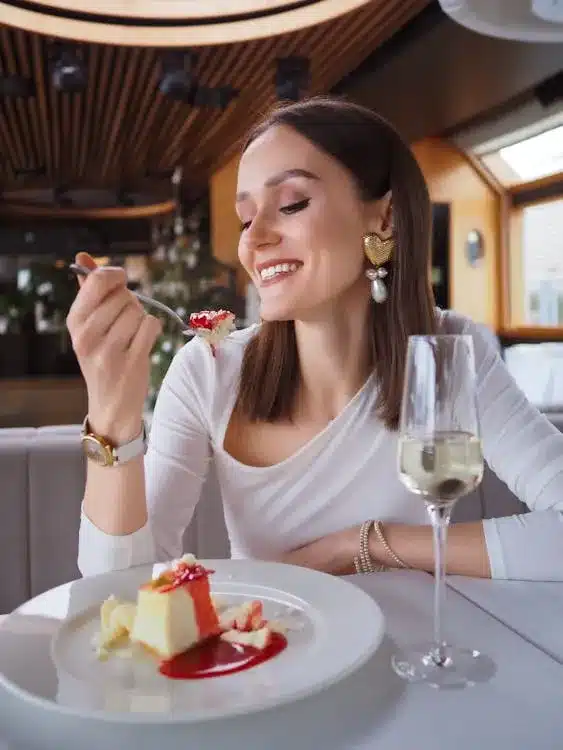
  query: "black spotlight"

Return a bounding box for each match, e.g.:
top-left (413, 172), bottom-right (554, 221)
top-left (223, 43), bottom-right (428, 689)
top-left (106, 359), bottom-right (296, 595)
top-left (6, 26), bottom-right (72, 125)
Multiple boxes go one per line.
top-left (159, 50), bottom-right (198, 100)
top-left (0, 74), bottom-right (35, 98)
top-left (275, 57), bottom-right (310, 101)
top-left (51, 44), bottom-right (87, 93)
top-left (159, 50), bottom-right (238, 109)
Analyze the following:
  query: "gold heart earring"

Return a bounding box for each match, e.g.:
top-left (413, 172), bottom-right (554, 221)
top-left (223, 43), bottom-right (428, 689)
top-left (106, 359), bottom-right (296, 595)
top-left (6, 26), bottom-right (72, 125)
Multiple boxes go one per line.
top-left (363, 231), bottom-right (394, 303)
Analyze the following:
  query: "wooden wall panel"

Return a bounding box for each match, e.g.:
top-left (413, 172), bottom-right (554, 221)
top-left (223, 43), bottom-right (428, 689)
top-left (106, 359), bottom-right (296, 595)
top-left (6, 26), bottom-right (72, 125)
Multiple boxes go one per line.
top-left (210, 153), bottom-right (249, 290)
top-left (210, 155), bottom-right (240, 268)
top-left (412, 138), bottom-right (500, 327)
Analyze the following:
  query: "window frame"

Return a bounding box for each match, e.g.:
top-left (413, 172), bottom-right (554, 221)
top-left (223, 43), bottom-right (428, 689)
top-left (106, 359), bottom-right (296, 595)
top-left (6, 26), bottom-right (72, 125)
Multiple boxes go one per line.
top-left (500, 176), bottom-right (563, 341)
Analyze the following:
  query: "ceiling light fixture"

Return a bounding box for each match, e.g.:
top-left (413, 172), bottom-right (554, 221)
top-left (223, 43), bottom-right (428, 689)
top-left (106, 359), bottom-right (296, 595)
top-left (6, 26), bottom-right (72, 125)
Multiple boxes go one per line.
top-left (275, 57), bottom-right (310, 101)
top-left (159, 50), bottom-right (238, 108)
top-left (50, 42), bottom-right (87, 93)
top-left (0, 0), bottom-right (374, 47)
top-left (159, 50), bottom-right (197, 98)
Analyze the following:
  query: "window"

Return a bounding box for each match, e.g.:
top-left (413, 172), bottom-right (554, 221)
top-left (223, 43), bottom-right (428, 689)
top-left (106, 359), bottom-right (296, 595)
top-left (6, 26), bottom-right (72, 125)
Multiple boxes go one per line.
top-left (452, 104), bottom-right (563, 334)
top-left (485, 125), bottom-right (563, 184)
top-left (510, 198), bottom-right (563, 327)
top-left (471, 116), bottom-right (563, 187)
top-left (499, 125), bottom-right (563, 183)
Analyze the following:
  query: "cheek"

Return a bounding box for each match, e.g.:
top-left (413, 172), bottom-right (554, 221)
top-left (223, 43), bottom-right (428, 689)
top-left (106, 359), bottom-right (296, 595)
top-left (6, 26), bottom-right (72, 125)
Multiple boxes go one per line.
top-left (308, 209), bottom-right (364, 275)
top-left (315, 253), bottom-right (364, 295)
top-left (237, 238), bottom-right (252, 273)
top-left (308, 199), bottom-right (361, 245)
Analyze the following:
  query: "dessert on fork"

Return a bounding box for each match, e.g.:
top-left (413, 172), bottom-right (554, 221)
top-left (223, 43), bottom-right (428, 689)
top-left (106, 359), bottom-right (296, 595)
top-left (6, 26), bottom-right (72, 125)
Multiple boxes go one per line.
top-left (189, 310), bottom-right (235, 356)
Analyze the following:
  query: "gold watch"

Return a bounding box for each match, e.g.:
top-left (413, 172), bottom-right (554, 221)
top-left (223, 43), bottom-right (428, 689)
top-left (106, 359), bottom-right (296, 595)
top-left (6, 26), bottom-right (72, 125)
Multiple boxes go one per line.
top-left (81, 417), bottom-right (148, 467)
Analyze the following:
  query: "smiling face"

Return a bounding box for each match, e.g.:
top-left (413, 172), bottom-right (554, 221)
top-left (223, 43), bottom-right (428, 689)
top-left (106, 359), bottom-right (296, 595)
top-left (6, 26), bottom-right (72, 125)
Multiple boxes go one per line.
top-left (236, 125), bottom-right (387, 322)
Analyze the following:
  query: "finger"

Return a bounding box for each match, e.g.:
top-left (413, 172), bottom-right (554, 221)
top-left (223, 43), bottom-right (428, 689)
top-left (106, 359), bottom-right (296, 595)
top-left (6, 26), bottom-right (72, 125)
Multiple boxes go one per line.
top-left (129, 314), bottom-right (162, 360)
top-left (104, 300), bottom-right (146, 353)
top-left (68, 266), bottom-right (128, 327)
top-left (72, 288), bottom-right (140, 353)
top-left (74, 252), bottom-right (98, 288)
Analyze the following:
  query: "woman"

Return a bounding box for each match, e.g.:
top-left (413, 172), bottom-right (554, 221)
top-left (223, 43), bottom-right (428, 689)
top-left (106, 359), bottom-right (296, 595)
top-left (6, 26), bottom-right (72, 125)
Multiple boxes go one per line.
top-left (68, 96), bottom-right (563, 581)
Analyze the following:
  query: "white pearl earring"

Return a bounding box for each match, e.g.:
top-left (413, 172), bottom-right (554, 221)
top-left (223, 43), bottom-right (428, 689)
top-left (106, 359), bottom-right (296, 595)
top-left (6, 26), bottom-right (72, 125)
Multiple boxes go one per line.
top-left (366, 267), bottom-right (388, 303)
top-left (362, 232), bottom-right (393, 304)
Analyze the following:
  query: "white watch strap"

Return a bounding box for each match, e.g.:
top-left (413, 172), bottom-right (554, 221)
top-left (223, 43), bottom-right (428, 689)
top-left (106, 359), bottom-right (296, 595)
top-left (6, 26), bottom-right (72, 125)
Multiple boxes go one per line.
top-left (113, 421), bottom-right (148, 464)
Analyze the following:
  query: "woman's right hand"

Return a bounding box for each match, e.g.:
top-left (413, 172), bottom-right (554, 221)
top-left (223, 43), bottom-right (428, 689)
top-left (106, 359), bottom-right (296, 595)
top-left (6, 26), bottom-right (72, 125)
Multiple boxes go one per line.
top-left (66, 252), bottom-right (162, 443)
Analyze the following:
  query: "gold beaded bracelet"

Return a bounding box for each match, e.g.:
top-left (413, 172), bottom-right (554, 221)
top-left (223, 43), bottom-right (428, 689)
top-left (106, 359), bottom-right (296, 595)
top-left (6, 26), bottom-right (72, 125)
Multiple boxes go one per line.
top-left (359, 520), bottom-right (375, 573)
top-left (372, 520), bottom-right (410, 570)
top-left (353, 520), bottom-right (387, 574)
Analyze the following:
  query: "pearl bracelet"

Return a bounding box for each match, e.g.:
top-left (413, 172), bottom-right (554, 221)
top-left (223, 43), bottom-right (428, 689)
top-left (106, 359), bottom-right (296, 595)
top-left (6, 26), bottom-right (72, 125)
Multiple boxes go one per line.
top-left (354, 520), bottom-right (387, 574)
top-left (372, 520), bottom-right (410, 570)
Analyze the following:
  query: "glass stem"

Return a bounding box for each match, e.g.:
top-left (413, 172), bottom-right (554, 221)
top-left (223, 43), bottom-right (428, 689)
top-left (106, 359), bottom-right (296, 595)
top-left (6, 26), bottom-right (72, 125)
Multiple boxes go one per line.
top-left (427, 501), bottom-right (453, 667)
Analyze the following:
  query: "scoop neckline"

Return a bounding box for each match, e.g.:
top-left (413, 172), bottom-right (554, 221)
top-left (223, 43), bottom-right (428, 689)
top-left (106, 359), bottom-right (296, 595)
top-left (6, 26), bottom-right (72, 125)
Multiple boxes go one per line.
top-left (215, 372), bottom-right (376, 472)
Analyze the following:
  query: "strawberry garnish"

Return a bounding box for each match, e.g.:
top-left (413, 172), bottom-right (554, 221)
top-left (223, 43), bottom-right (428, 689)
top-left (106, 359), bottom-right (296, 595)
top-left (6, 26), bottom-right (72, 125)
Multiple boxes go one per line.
top-left (188, 310), bottom-right (235, 358)
top-left (189, 310), bottom-right (234, 330)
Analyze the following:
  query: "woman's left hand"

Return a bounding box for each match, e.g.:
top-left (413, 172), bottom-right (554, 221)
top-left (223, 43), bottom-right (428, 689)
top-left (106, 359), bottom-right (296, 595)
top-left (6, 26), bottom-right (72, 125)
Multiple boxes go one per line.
top-left (278, 519), bottom-right (491, 579)
top-left (278, 526), bottom-right (360, 575)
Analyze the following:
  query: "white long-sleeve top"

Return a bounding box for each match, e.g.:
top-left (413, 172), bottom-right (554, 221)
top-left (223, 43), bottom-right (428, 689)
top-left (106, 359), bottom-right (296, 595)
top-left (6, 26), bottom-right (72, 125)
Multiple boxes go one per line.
top-left (78, 309), bottom-right (563, 581)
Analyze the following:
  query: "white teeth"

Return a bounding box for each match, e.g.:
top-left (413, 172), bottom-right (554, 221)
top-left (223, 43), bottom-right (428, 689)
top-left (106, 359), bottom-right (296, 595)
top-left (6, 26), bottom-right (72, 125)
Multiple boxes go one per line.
top-left (259, 262), bottom-right (299, 281)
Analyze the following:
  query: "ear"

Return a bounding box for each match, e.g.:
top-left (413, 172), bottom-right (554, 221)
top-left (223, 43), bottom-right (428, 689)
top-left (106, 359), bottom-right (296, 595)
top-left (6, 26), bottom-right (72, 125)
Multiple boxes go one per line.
top-left (365, 191), bottom-right (393, 239)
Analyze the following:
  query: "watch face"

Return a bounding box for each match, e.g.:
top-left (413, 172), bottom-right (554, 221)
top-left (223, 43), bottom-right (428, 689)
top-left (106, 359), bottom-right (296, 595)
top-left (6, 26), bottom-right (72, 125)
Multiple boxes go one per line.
top-left (82, 436), bottom-right (113, 466)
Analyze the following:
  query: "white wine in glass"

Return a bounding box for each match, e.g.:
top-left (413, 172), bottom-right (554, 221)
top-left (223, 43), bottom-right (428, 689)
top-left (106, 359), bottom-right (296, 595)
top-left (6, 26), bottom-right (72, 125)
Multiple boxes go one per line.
top-left (391, 334), bottom-right (493, 688)
top-left (399, 431), bottom-right (483, 502)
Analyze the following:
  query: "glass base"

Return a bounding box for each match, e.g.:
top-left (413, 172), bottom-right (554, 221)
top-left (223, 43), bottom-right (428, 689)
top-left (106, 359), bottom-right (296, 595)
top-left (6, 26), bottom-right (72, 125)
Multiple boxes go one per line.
top-left (391, 642), bottom-right (495, 689)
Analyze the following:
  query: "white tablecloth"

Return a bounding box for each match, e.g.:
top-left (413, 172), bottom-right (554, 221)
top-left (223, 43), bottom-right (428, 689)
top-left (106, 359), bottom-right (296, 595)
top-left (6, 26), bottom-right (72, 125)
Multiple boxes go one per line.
top-left (1, 571), bottom-right (563, 750)
top-left (448, 575), bottom-right (563, 664)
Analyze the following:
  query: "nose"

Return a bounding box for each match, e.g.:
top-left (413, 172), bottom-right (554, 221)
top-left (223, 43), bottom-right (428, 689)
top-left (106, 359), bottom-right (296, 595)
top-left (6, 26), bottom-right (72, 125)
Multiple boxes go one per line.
top-left (244, 213), bottom-right (280, 251)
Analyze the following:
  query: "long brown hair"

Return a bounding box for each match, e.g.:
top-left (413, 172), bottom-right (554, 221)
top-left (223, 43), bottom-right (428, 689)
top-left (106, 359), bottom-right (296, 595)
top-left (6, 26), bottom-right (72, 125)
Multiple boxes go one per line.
top-left (235, 96), bottom-right (436, 430)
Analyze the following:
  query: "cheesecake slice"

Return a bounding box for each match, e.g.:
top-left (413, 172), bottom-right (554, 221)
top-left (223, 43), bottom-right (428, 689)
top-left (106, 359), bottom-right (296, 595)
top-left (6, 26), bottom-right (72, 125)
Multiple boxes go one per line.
top-left (130, 555), bottom-right (221, 660)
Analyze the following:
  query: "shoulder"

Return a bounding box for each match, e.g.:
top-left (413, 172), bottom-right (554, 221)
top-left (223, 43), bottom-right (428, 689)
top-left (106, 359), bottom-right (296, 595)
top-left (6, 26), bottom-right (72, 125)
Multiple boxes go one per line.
top-left (165, 324), bottom-right (260, 406)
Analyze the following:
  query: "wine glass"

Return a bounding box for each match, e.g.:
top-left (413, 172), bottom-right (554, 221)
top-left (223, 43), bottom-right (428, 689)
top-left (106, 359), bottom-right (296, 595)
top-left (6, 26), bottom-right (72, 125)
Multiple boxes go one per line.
top-left (391, 334), bottom-right (492, 689)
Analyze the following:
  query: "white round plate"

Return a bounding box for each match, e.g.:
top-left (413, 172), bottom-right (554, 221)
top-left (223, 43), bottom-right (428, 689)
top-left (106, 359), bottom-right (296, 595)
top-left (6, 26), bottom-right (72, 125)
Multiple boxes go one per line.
top-left (0, 560), bottom-right (384, 728)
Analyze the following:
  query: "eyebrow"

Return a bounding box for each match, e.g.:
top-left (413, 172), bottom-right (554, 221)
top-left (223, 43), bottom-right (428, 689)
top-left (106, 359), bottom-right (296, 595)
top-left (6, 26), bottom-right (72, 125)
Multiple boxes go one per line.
top-left (235, 168), bottom-right (320, 203)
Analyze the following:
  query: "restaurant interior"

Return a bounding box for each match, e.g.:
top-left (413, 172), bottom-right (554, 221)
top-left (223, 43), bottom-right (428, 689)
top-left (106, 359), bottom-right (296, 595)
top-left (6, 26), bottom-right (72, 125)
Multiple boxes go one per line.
top-left (0, 6), bottom-right (563, 747)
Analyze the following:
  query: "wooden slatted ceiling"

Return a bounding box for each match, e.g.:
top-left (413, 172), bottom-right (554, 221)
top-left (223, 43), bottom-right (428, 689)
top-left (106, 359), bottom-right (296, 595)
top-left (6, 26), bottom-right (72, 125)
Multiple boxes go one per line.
top-left (0, 0), bottom-right (429, 198)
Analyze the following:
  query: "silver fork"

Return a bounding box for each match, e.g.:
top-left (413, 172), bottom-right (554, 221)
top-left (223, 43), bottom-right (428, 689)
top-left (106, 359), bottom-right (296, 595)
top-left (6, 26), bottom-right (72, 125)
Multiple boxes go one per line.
top-left (68, 263), bottom-right (193, 335)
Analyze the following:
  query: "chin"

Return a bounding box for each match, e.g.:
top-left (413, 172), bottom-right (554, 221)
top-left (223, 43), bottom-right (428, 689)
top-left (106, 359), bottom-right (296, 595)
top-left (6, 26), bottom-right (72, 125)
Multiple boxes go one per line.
top-left (256, 289), bottom-right (299, 322)
top-left (259, 306), bottom-right (295, 323)
top-left (259, 294), bottom-right (333, 322)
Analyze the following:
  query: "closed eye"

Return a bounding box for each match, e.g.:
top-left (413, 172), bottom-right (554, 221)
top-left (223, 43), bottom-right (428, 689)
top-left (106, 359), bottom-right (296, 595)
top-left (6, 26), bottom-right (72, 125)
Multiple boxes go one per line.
top-left (239, 198), bottom-right (310, 232)
top-left (280, 198), bottom-right (310, 215)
